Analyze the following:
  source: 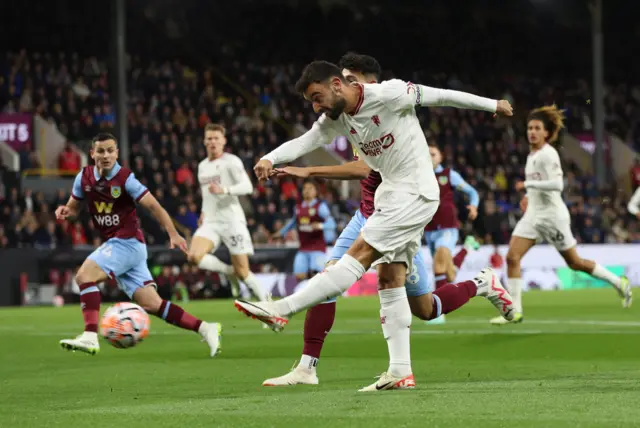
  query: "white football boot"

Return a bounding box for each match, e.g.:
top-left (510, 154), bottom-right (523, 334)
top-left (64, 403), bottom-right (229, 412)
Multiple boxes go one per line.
top-left (620, 276), bottom-right (632, 308)
top-left (474, 268), bottom-right (521, 322)
top-left (489, 315), bottom-right (521, 325)
top-left (263, 364), bottom-right (319, 387)
top-left (358, 372), bottom-right (416, 392)
top-left (60, 331), bottom-right (100, 355)
top-left (199, 322), bottom-right (222, 357)
top-left (234, 300), bottom-right (289, 332)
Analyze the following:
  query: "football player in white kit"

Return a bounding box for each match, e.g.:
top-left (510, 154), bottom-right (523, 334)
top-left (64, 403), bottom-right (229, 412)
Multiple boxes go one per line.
top-left (187, 123), bottom-right (267, 301)
top-left (235, 60), bottom-right (517, 391)
top-left (490, 106), bottom-right (632, 325)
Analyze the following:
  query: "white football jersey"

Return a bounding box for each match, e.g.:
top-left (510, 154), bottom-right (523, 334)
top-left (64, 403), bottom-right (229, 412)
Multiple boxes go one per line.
top-left (198, 153), bottom-right (250, 225)
top-left (524, 144), bottom-right (569, 218)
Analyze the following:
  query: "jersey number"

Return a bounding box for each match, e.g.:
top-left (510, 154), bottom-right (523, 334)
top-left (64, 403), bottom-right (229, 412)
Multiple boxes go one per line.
top-left (229, 235), bottom-right (243, 247)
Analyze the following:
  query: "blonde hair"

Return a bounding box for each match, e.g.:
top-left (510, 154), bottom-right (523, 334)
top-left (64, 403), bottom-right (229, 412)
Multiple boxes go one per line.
top-left (204, 123), bottom-right (226, 136)
top-left (527, 105), bottom-right (566, 144)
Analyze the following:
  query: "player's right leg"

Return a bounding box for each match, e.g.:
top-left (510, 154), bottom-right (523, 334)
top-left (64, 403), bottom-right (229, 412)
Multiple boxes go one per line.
top-left (262, 211), bottom-right (366, 386)
top-left (490, 228), bottom-right (536, 325)
top-left (188, 230), bottom-right (239, 297)
top-left (59, 254), bottom-right (109, 355)
top-left (358, 261), bottom-right (416, 392)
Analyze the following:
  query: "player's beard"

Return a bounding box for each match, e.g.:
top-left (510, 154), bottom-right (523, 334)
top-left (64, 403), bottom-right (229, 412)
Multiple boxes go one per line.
top-left (324, 96), bottom-right (346, 120)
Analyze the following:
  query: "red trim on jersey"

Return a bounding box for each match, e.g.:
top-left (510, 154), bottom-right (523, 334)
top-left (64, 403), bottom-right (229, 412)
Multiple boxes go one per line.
top-left (349, 84), bottom-right (365, 116)
top-left (71, 194), bottom-right (83, 201)
top-left (135, 189), bottom-right (150, 202)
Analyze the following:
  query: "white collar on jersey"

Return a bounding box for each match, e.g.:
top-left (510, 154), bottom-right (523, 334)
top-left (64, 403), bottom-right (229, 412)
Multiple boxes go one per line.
top-left (93, 162), bottom-right (121, 181)
top-left (301, 198), bottom-right (318, 208)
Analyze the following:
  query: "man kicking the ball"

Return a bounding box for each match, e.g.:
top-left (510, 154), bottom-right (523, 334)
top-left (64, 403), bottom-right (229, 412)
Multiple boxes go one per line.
top-left (235, 58), bottom-right (518, 391)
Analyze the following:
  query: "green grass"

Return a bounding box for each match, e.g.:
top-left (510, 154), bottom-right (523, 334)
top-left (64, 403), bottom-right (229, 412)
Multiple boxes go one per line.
top-left (1, 289), bottom-right (639, 428)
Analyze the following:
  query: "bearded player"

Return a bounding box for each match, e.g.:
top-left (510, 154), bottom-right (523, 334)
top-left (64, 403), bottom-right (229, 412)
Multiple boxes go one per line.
top-left (237, 58), bottom-right (518, 391)
top-left (425, 144), bottom-right (481, 324)
top-left (57, 133), bottom-right (222, 356)
top-left (491, 106), bottom-right (631, 325)
top-left (275, 180), bottom-right (335, 281)
top-left (187, 124), bottom-right (266, 301)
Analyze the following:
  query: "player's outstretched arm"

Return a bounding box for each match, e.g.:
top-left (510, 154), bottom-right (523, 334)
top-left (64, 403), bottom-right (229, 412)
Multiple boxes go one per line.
top-left (139, 193), bottom-right (187, 253)
top-left (273, 160), bottom-right (371, 181)
top-left (255, 115), bottom-right (340, 180)
top-left (379, 79), bottom-right (512, 116)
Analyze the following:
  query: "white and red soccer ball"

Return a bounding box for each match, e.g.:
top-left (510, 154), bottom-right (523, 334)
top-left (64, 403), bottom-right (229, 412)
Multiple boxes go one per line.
top-left (100, 302), bottom-right (150, 349)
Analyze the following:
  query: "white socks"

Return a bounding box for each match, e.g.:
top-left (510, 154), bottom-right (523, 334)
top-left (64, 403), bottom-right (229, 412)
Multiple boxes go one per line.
top-left (508, 278), bottom-right (523, 313)
top-left (198, 255), bottom-right (234, 275)
top-left (298, 354), bottom-right (318, 371)
top-left (591, 263), bottom-right (622, 290)
top-left (241, 272), bottom-right (267, 301)
top-left (379, 287), bottom-right (412, 378)
top-left (273, 254), bottom-right (366, 316)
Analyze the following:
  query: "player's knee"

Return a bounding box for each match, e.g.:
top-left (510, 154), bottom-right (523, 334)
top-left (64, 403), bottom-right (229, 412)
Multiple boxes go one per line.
top-left (433, 259), bottom-right (448, 274)
top-left (187, 251), bottom-right (203, 265)
top-left (76, 266), bottom-right (101, 285)
top-left (567, 258), bottom-right (585, 272)
top-left (136, 293), bottom-right (162, 313)
top-left (506, 250), bottom-right (521, 268)
top-left (378, 274), bottom-right (403, 290)
top-left (295, 273), bottom-right (308, 281)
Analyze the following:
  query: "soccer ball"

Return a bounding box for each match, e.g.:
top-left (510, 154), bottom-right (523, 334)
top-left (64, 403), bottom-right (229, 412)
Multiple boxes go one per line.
top-left (100, 302), bottom-right (150, 349)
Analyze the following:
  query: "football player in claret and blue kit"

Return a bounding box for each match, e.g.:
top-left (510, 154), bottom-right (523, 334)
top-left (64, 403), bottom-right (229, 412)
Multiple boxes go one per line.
top-left (56, 133), bottom-right (222, 357)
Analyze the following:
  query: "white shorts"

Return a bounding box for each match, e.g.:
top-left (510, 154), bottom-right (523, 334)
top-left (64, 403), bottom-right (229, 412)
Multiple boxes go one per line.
top-left (512, 215), bottom-right (577, 252)
top-left (361, 191), bottom-right (439, 270)
top-left (194, 222), bottom-right (255, 255)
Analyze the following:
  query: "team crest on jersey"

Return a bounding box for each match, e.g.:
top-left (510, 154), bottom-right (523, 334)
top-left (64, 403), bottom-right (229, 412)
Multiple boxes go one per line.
top-left (309, 208), bottom-right (316, 216)
top-left (438, 176), bottom-right (449, 186)
top-left (371, 115), bottom-right (380, 126)
top-left (111, 186), bottom-right (122, 198)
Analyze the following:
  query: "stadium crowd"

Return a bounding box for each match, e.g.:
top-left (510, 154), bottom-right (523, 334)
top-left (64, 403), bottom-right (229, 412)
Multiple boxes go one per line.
top-left (2, 0), bottom-right (640, 255)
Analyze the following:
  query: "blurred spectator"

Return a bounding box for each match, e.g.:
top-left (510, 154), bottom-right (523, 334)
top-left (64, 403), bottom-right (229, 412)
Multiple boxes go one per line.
top-left (58, 142), bottom-right (82, 174)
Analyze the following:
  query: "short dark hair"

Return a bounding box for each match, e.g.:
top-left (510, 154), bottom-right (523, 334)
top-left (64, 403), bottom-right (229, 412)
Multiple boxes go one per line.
top-left (338, 52), bottom-right (382, 81)
top-left (92, 132), bottom-right (117, 146)
top-left (294, 61), bottom-right (345, 94)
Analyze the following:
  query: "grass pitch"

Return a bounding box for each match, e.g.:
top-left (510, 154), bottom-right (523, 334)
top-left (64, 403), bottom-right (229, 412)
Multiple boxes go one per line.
top-left (1, 289), bottom-right (639, 428)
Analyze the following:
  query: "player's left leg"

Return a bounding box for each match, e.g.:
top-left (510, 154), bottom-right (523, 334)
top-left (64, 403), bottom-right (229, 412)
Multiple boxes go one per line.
top-left (540, 219), bottom-right (631, 308)
top-left (407, 250), bottom-right (520, 324)
top-left (124, 263), bottom-right (223, 357)
top-left (559, 247), bottom-right (631, 308)
top-left (59, 255), bottom-right (109, 355)
top-left (224, 225), bottom-right (267, 301)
